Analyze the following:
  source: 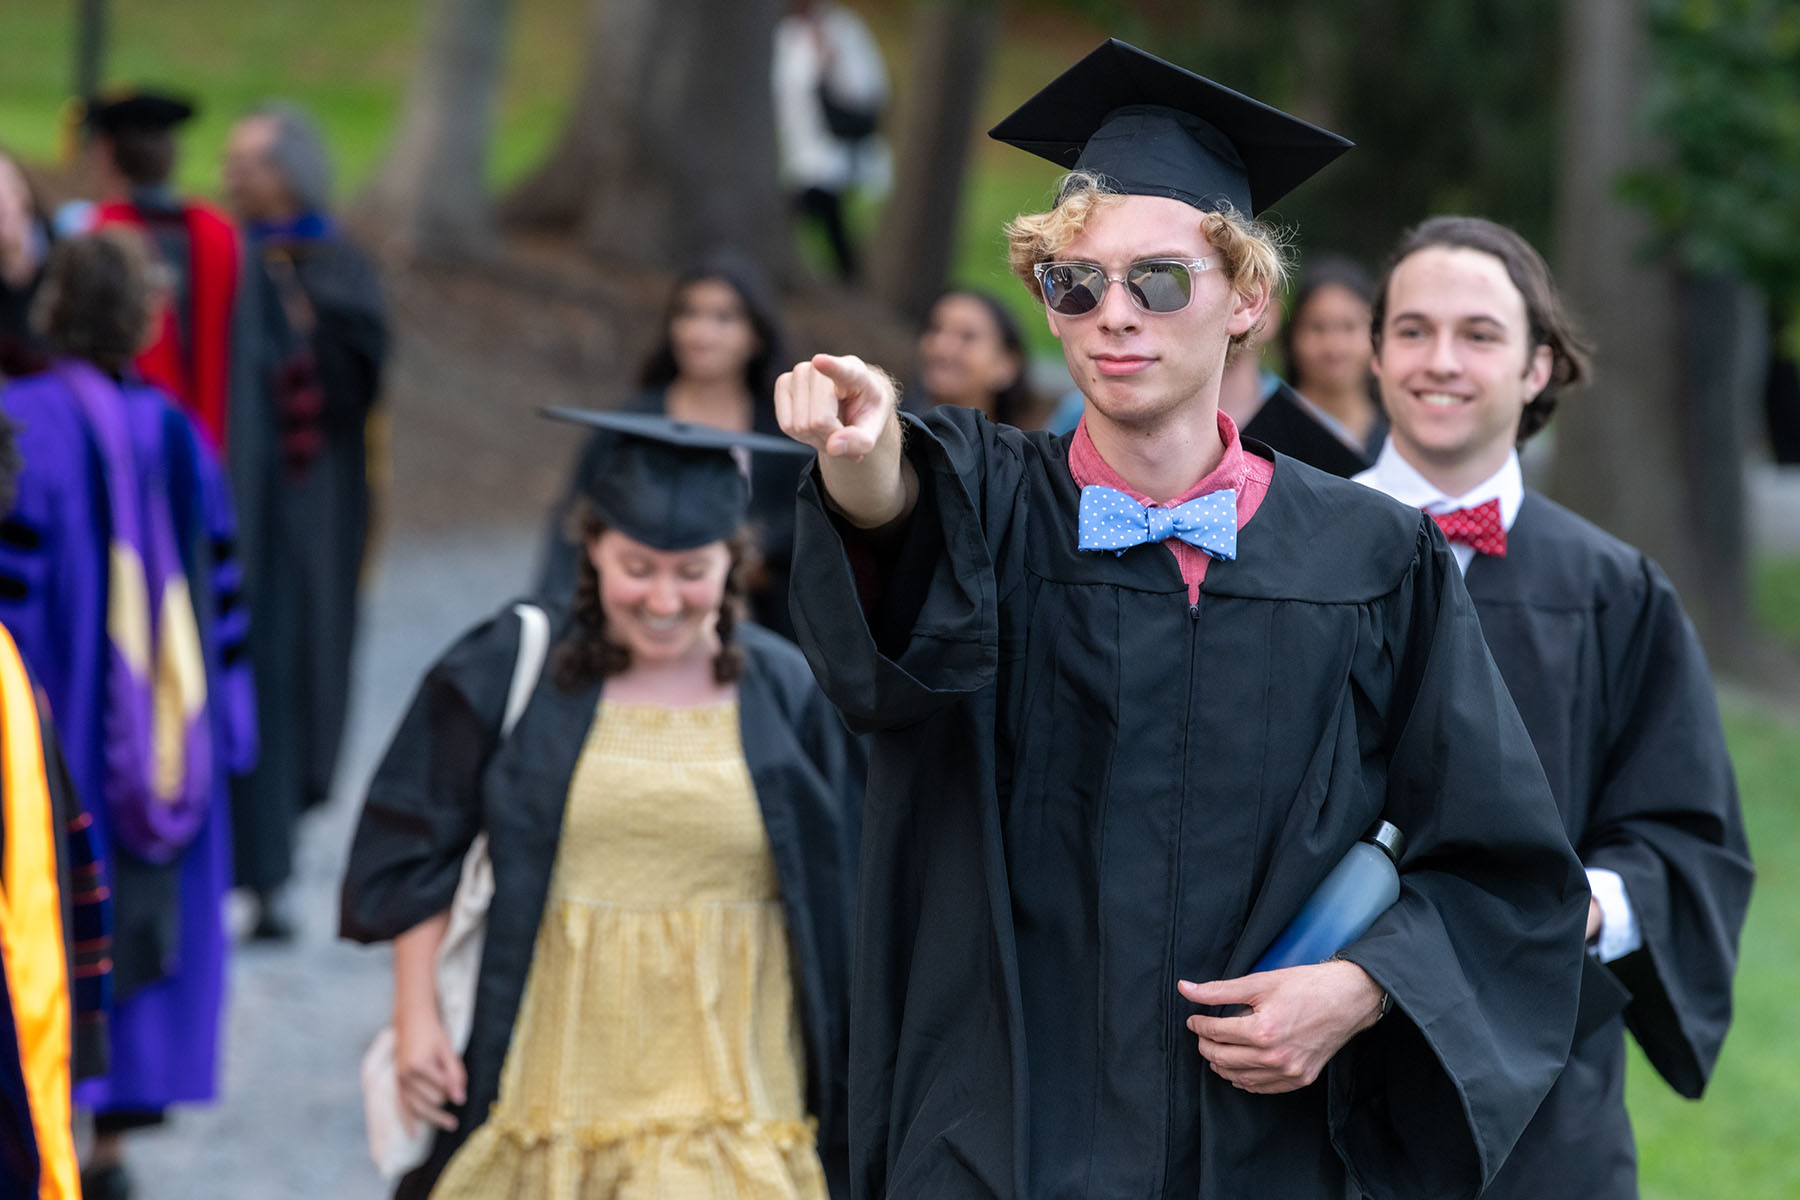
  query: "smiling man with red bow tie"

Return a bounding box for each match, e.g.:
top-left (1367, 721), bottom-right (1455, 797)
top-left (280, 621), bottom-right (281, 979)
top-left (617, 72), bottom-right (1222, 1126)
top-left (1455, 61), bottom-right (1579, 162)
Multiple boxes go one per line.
top-left (1356, 215), bottom-right (1753, 1200)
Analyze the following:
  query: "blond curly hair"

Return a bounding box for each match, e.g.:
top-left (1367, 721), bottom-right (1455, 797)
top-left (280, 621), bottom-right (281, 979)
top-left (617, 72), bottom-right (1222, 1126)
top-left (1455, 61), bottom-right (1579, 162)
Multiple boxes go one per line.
top-left (1005, 171), bottom-right (1290, 352)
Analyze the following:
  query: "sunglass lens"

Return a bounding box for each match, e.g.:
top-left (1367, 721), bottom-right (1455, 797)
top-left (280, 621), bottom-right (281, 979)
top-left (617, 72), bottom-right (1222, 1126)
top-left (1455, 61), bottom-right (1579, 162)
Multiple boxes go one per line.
top-left (1127, 261), bottom-right (1193, 313)
top-left (1044, 264), bottom-right (1103, 315)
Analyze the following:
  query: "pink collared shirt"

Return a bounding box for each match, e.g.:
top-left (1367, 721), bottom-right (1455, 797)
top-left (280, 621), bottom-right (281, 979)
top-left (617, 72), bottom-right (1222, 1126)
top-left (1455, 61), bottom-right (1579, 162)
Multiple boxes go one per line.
top-left (1068, 410), bottom-right (1273, 603)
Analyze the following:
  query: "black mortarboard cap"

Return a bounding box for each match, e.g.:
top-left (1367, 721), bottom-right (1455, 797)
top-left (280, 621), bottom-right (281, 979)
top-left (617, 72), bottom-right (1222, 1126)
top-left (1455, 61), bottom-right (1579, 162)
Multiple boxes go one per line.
top-left (541, 408), bottom-right (812, 551)
top-left (988, 39), bottom-right (1351, 216)
top-left (83, 90), bottom-right (196, 135)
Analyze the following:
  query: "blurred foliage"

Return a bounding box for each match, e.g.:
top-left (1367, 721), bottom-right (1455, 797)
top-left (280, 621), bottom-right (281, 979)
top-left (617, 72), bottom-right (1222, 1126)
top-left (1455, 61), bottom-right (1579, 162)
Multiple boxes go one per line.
top-left (1620, 0), bottom-right (1800, 309)
top-left (1134, 0), bottom-right (1563, 272)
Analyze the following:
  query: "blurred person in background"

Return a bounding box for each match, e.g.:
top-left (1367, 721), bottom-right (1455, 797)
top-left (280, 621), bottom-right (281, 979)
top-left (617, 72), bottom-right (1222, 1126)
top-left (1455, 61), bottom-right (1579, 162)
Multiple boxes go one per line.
top-left (0, 397), bottom-right (112, 1200)
top-left (1211, 288), bottom-right (1282, 429)
top-left (773, 0), bottom-right (890, 282)
top-left (1, 229), bottom-right (252, 1200)
top-left (80, 92), bottom-right (244, 454)
top-left (222, 100), bottom-right (388, 941)
top-left (908, 287), bottom-right (1037, 427)
top-left (343, 413), bottom-right (859, 1199)
top-left (1, 148), bottom-right (53, 379)
top-left (1244, 255), bottom-right (1383, 477)
top-left (1355, 216), bottom-right (1752, 1200)
top-left (538, 253), bottom-right (806, 638)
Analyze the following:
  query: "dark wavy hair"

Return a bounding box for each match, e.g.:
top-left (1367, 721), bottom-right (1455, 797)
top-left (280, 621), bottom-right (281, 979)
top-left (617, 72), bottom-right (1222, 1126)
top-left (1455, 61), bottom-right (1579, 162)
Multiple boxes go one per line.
top-left (638, 251), bottom-right (785, 400)
top-left (923, 288), bottom-right (1035, 428)
top-left (550, 502), bottom-right (755, 690)
top-left (1371, 216), bottom-right (1593, 444)
top-left (32, 229), bottom-right (155, 372)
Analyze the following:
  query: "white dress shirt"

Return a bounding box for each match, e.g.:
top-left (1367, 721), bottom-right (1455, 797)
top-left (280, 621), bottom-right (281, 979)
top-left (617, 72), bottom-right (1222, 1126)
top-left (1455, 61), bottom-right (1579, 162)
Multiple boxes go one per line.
top-left (1354, 438), bottom-right (1641, 963)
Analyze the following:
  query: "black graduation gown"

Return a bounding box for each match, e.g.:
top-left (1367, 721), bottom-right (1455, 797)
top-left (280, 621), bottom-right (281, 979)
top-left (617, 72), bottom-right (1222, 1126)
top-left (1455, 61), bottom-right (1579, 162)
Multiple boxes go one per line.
top-left (340, 608), bottom-right (861, 1199)
top-left (1242, 381), bottom-right (1381, 479)
top-left (1464, 492), bottom-right (1753, 1200)
top-left (536, 389), bottom-right (808, 639)
top-left (233, 234), bottom-right (387, 891)
top-left (786, 406), bottom-right (1589, 1200)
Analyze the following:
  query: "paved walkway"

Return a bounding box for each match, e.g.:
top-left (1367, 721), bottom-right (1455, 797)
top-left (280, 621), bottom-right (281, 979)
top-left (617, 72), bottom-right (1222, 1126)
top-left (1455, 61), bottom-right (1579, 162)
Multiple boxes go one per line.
top-left (126, 522), bottom-right (539, 1199)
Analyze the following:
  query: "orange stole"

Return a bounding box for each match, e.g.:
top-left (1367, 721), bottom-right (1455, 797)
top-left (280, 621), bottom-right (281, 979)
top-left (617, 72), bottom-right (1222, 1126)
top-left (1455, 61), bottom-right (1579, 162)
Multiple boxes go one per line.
top-left (0, 625), bottom-right (77, 1200)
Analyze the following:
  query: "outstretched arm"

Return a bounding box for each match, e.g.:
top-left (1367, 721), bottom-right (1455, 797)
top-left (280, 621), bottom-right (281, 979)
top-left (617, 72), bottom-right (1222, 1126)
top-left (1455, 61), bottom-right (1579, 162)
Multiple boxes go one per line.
top-left (775, 353), bottom-right (917, 529)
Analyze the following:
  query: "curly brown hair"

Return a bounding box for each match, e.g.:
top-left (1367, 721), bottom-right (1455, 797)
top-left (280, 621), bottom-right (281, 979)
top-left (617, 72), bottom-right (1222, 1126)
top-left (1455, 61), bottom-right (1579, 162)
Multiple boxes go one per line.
top-left (550, 502), bottom-right (755, 690)
top-left (31, 229), bottom-right (156, 372)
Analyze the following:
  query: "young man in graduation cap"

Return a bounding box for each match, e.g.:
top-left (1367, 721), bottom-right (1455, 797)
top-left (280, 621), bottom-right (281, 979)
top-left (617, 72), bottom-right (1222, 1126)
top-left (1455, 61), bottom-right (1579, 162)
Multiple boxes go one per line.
top-left (1354, 216), bottom-right (1753, 1199)
top-left (82, 91), bottom-right (242, 451)
top-left (775, 39), bottom-right (1590, 1200)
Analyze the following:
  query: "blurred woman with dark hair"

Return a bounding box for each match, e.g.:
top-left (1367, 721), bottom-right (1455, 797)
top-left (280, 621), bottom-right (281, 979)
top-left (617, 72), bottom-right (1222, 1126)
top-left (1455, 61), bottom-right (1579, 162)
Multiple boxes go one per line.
top-left (1243, 254), bottom-right (1384, 477)
top-left (910, 288), bottom-right (1037, 428)
top-left (345, 413), bottom-right (859, 1200)
top-left (0, 148), bottom-right (53, 379)
top-left (538, 253), bottom-right (807, 636)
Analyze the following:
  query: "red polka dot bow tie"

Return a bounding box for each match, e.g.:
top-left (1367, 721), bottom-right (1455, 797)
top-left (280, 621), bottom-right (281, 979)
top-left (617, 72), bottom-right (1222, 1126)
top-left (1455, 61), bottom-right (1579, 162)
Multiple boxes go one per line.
top-left (1429, 497), bottom-right (1507, 557)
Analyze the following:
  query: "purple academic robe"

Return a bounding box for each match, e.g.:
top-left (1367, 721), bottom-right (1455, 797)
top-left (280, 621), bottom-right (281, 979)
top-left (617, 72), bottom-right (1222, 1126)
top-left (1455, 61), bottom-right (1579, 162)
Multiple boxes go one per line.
top-left (0, 363), bottom-right (248, 1112)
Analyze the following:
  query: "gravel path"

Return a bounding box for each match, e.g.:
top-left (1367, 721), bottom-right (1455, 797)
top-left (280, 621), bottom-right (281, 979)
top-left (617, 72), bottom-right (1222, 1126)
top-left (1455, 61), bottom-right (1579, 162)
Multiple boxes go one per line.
top-left (124, 521), bottom-right (539, 1200)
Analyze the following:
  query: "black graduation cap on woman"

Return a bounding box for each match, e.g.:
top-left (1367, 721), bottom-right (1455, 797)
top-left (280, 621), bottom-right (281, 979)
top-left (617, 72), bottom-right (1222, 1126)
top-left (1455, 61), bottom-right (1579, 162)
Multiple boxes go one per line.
top-left (987, 38), bottom-right (1352, 216)
top-left (540, 407), bottom-right (812, 551)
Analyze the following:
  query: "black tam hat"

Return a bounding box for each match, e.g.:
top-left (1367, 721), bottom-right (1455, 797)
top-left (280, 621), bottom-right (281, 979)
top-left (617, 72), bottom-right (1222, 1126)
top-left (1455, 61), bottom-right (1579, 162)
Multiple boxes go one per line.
top-left (82, 90), bottom-right (197, 135)
top-left (541, 408), bottom-right (812, 551)
top-left (988, 39), bottom-right (1351, 216)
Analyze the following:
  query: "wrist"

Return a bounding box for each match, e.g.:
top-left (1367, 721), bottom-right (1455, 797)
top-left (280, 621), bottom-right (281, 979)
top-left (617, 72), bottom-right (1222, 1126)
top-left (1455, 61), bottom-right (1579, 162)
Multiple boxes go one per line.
top-left (1327, 954), bottom-right (1389, 1030)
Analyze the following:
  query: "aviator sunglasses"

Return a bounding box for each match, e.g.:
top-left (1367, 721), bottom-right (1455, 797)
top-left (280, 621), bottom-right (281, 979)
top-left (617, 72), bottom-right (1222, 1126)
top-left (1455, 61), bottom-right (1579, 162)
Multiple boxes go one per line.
top-left (1033, 257), bottom-right (1217, 316)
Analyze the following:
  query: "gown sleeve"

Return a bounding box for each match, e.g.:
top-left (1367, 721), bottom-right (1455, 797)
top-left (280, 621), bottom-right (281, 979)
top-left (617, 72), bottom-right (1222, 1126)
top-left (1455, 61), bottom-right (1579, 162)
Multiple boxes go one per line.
top-left (1329, 519), bottom-right (1590, 1200)
top-left (1583, 556), bottom-right (1752, 1097)
top-left (34, 691), bottom-right (111, 1083)
top-left (338, 609), bottom-right (519, 943)
top-left (787, 407), bottom-right (1020, 731)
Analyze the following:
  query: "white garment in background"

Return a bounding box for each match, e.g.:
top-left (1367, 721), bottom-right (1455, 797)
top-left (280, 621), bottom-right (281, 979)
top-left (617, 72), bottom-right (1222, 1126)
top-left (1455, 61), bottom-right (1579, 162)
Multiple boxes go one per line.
top-left (772, 4), bottom-right (892, 196)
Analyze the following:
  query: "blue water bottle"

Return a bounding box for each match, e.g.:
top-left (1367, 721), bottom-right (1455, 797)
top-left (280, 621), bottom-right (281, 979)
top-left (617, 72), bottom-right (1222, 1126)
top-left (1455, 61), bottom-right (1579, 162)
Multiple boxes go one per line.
top-left (1251, 820), bottom-right (1406, 973)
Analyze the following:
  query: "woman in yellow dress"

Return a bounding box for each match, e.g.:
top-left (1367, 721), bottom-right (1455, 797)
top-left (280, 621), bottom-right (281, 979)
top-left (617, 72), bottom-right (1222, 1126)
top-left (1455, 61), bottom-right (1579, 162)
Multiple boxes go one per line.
top-left (341, 412), bottom-right (860, 1198)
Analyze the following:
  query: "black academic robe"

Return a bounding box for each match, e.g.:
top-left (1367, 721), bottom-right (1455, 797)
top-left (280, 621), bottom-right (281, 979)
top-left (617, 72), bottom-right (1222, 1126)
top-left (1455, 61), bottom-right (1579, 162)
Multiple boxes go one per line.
top-left (340, 608), bottom-right (861, 1199)
top-left (1242, 380), bottom-right (1382, 479)
top-left (234, 234), bottom-right (387, 891)
top-left (537, 388), bottom-right (808, 639)
top-left (787, 407), bottom-right (1589, 1200)
top-left (1465, 492), bottom-right (1752, 1200)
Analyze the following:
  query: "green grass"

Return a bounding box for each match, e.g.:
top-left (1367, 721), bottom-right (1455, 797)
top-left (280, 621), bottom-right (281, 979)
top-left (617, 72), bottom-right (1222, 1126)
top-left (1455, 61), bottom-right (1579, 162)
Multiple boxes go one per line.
top-left (0, 0), bottom-right (588, 198)
top-left (1627, 703), bottom-right (1800, 1200)
top-left (1753, 556), bottom-right (1800, 656)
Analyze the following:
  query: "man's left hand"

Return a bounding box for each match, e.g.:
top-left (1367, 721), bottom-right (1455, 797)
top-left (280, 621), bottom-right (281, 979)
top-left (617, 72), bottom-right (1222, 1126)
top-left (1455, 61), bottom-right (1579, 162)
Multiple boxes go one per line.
top-left (1179, 960), bottom-right (1386, 1094)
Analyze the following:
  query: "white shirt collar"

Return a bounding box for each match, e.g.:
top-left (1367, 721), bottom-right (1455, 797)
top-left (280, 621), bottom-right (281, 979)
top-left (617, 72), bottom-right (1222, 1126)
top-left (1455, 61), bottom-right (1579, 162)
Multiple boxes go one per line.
top-left (1353, 439), bottom-right (1523, 574)
top-left (1354, 437), bottom-right (1523, 529)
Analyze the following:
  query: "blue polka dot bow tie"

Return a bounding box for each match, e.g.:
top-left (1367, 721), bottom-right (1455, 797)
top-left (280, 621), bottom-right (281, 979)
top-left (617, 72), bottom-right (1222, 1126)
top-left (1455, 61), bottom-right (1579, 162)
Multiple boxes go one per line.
top-left (1077, 484), bottom-right (1238, 560)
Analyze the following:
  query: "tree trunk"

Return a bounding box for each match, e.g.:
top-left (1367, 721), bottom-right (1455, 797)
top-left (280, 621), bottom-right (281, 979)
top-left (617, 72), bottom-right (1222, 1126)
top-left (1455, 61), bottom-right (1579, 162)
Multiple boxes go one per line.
top-left (1548, 0), bottom-right (1753, 667)
top-left (502, 0), bottom-right (796, 284)
top-left (73, 0), bottom-right (108, 102)
top-left (867, 1), bottom-right (997, 323)
top-left (357, 0), bottom-right (511, 259)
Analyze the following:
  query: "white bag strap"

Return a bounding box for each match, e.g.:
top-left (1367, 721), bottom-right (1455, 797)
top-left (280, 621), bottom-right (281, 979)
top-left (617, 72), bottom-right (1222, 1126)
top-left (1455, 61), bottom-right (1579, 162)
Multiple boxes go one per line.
top-left (503, 602), bottom-right (550, 739)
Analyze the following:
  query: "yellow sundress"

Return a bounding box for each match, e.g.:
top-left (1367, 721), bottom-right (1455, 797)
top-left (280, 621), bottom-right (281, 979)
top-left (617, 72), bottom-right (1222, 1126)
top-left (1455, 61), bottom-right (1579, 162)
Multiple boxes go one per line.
top-left (431, 699), bottom-right (827, 1199)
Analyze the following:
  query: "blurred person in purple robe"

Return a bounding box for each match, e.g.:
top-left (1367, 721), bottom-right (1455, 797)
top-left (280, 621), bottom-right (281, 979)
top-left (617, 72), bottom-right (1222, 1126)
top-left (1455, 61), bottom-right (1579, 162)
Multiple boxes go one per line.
top-left (221, 101), bottom-right (387, 940)
top-left (0, 228), bottom-right (255, 1200)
